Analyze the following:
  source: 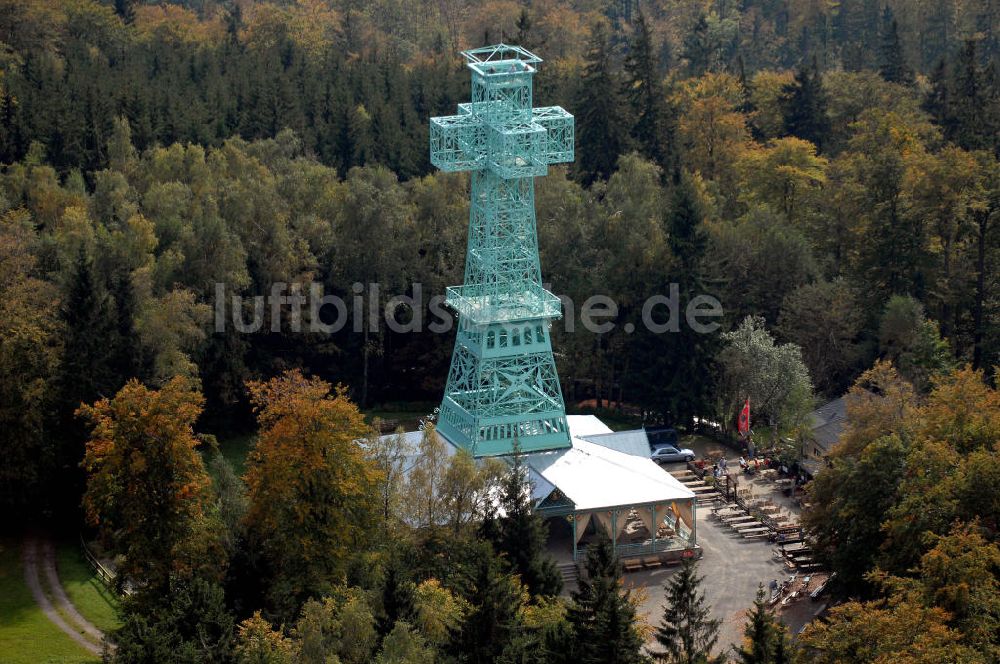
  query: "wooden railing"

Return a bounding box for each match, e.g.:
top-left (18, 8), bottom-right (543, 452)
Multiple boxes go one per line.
top-left (79, 535), bottom-right (132, 597)
top-left (578, 538), bottom-right (691, 561)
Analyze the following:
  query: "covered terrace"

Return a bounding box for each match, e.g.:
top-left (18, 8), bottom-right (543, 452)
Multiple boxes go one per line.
top-left (527, 416), bottom-right (698, 562)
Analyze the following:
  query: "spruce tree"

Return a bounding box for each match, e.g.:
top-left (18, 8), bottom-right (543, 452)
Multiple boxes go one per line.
top-left (629, 178), bottom-right (717, 428)
top-left (878, 7), bottom-right (914, 85)
top-left (515, 9), bottom-right (534, 50)
top-left (58, 249), bottom-right (118, 421)
top-left (664, 180), bottom-right (718, 428)
top-left (379, 557), bottom-right (417, 637)
top-left (623, 11), bottom-right (674, 173)
top-left (453, 546), bottom-right (524, 664)
top-left (567, 536), bottom-right (647, 664)
top-left (732, 585), bottom-right (791, 664)
top-left (947, 39), bottom-right (1000, 152)
top-left (924, 58), bottom-right (952, 130)
top-left (953, 40), bottom-right (982, 145)
top-left (683, 15), bottom-right (712, 76)
top-left (490, 449), bottom-right (562, 598)
top-left (654, 558), bottom-right (721, 664)
top-left (781, 57), bottom-right (831, 152)
top-left (114, 0), bottom-right (135, 25)
top-left (107, 267), bottom-right (148, 386)
top-left (577, 21), bottom-right (627, 186)
top-left (736, 55), bottom-right (761, 139)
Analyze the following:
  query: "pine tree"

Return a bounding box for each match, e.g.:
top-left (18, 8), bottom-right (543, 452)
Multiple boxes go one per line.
top-left (489, 449), bottom-right (563, 598)
top-left (567, 536), bottom-right (647, 664)
top-left (781, 57), bottom-right (831, 152)
top-left (577, 21), bottom-right (627, 186)
top-left (732, 585), bottom-right (790, 664)
top-left (878, 7), bottom-right (914, 85)
top-left (654, 558), bottom-right (721, 664)
top-left (623, 11), bottom-right (673, 173)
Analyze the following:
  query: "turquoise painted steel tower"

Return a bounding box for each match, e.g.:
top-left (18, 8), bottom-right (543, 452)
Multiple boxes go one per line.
top-left (429, 44), bottom-right (575, 457)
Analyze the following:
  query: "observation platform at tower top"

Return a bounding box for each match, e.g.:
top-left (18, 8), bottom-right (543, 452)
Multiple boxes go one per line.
top-left (461, 43), bottom-right (542, 76)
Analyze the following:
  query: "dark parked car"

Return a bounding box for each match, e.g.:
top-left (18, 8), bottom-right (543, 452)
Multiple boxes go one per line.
top-left (646, 427), bottom-right (679, 450)
top-left (650, 444), bottom-right (696, 464)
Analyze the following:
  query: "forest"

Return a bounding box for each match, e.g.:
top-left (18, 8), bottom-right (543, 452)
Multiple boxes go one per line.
top-left (0, 0), bottom-right (998, 662)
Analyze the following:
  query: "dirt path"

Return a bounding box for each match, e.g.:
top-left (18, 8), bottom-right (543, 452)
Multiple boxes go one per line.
top-left (22, 535), bottom-right (104, 657)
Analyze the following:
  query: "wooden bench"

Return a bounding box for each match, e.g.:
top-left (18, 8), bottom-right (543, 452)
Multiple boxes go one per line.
top-left (642, 557), bottom-right (662, 569)
top-left (623, 559), bottom-right (643, 572)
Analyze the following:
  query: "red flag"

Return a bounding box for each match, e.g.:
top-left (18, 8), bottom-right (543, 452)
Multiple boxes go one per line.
top-left (738, 398), bottom-right (750, 435)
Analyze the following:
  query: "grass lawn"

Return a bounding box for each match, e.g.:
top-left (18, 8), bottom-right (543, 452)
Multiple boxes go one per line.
top-left (0, 539), bottom-right (99, 664)
top-left (54, 543), bottom-right (120, 635)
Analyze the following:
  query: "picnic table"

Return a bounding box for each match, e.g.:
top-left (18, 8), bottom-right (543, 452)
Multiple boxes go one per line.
top-left (735, 521), bottom-right (765, 531)
top-left (774, 519), bottom-right (801, 535)
top-left (779, 544), bottom-right (811, 554)
top-left (741, 528), bottom-right (771, 538)
top-left (728, 519), bottom-right (759, 529)
top-left (723, 516), bottom-right (756, 525)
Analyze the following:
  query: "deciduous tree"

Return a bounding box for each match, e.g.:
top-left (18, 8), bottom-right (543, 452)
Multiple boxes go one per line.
top-left (777, 279), bottom-right (863, 396)
top-left (243, 370), bottom-right (381, 619)
top-left (79, 376), bottom-right (218, 592)
top-left (717, 316), bottom-right (814, 445)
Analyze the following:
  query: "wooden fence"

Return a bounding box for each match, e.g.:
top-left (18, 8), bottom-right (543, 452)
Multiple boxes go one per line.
top-left (79, 535), bottom-right (132, 597)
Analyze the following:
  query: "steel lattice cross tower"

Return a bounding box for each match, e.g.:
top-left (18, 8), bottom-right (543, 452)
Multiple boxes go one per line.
top-left (429, 44), bottom-right (575, 457)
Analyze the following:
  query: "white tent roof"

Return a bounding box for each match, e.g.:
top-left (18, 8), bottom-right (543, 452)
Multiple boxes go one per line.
top-left (381, 415), bottom-right (695, 514)
top-left (524, 415), bottom-right (695, 511)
